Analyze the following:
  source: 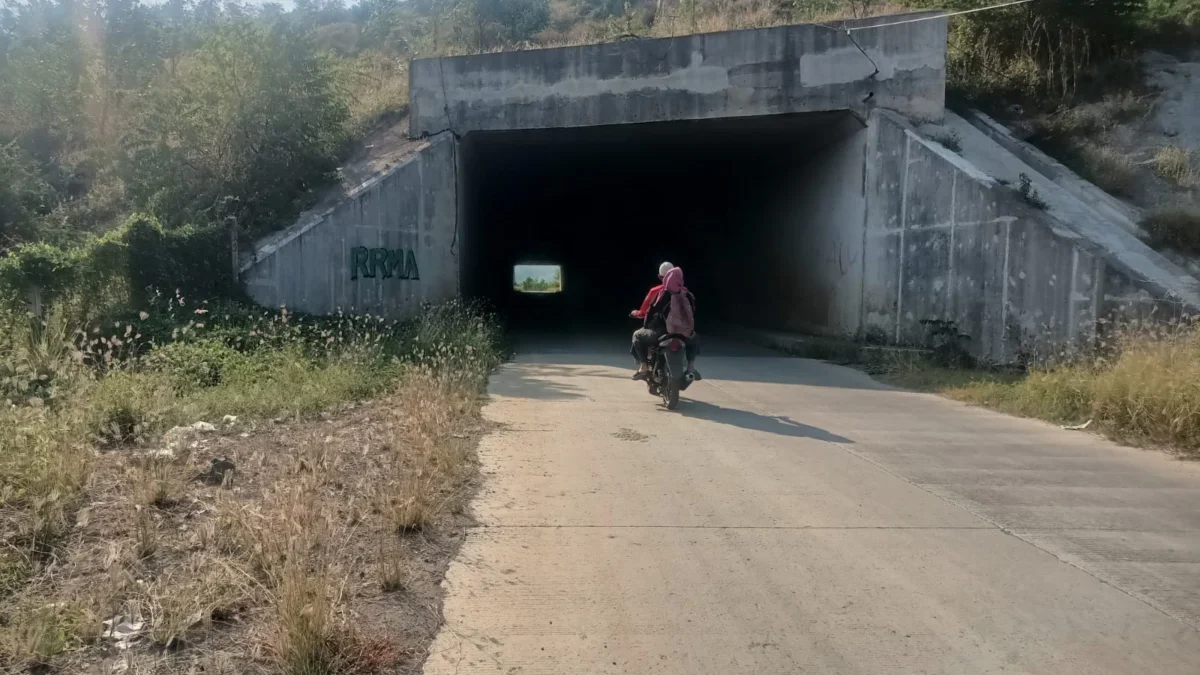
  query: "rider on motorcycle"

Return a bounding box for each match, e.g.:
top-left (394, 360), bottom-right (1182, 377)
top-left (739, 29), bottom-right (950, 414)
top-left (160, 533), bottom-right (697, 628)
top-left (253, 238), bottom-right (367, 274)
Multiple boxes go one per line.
top-left (630, 261), bottom-right (673, 324)
top-left (630, 264), bottom-right (699, 381)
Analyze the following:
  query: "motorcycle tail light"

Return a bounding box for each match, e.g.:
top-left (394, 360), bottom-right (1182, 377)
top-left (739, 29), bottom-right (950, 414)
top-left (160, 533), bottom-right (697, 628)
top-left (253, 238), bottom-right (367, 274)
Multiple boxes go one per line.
top-left (668, 339), bottom-right (682, 352)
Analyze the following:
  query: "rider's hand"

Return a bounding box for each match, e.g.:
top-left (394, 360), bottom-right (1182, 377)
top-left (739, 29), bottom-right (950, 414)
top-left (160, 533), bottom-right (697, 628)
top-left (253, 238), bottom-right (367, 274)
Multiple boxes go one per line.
top-left (629, 310), bottom-right (638, 318)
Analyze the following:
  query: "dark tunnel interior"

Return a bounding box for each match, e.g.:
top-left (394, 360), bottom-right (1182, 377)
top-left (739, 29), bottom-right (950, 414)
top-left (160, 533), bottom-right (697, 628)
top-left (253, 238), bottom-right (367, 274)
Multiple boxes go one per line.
top-left (458, 111), bottom-right (865, 336)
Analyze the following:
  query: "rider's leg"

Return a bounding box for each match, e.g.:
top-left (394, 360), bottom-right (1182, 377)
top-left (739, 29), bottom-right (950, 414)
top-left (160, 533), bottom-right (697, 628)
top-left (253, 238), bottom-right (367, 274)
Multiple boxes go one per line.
top-left (631, 329), bottom-right (655, 378)
top-left (685, 334), bottom-right (701, 379)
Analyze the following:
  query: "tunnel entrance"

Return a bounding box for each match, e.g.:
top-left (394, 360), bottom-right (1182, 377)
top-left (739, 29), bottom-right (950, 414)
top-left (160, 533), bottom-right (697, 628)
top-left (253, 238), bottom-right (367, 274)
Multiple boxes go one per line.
top-left (459, 111), bottom-right (869, 336)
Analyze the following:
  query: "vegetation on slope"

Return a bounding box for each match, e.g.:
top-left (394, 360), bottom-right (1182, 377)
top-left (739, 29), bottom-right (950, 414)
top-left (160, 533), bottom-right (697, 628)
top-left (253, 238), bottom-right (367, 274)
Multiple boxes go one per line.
top-left (2, 0), bottom-right (1196, 256)
top-left (876, 320), bottom-right (1200, 456)
top-left (0, 295), bottom-right (502, 671)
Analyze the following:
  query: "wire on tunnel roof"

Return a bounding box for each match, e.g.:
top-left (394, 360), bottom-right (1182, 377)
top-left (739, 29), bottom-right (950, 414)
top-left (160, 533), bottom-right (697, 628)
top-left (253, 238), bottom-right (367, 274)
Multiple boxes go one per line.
top-left (828, 0), bottom-right (1037, 33)
top-left (812, 0), bottom-right (1038, 83)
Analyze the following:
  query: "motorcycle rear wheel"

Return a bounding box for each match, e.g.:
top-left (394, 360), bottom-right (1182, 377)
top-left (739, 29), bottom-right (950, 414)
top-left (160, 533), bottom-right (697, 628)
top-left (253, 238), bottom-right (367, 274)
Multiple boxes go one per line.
top-left (665, 378), bottom-right (680, 410)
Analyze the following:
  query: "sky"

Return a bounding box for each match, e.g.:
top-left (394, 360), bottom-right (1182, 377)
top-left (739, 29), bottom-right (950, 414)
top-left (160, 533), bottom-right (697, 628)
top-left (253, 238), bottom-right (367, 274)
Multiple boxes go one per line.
top-left (513, 264), bottom-right (561, 283)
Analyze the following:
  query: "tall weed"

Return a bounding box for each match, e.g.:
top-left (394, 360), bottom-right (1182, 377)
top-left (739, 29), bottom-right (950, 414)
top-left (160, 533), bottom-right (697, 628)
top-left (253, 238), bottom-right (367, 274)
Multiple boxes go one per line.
top-left (934, 322), bottom-right (1200, 453)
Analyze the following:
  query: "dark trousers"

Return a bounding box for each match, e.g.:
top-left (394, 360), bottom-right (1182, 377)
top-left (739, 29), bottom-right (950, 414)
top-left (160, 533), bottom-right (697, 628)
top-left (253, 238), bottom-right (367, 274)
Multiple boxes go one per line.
top-left (631, 329), bottom-right (699, 365)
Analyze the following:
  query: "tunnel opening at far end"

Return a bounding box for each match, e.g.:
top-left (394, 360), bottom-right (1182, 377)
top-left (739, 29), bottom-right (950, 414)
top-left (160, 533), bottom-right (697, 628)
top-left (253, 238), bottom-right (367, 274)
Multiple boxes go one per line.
top-left (459, 111), bottom-right (869, 337)
top-left (513, 263), bottom-right (564, 294)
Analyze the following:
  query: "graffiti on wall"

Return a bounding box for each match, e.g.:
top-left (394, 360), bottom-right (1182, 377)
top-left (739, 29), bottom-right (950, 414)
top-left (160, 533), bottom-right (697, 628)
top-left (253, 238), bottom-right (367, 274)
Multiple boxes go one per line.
top-left (350, 247), bottom-right (420, 281)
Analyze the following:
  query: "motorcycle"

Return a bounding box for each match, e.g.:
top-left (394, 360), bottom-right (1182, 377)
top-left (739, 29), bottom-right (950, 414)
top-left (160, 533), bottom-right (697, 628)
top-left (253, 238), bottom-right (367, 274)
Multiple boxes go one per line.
top-left (646, 332), bottom-right (696, 410)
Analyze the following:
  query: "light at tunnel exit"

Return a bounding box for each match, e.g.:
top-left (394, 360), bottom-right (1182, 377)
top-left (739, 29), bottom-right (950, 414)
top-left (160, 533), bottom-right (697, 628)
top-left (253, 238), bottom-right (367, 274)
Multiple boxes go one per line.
top-left (513, 264), bottom-right (563, 294)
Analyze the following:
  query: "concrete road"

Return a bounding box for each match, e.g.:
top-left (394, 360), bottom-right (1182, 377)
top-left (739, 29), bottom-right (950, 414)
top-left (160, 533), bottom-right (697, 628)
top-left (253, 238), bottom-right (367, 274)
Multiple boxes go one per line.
top-left (423, 336), bottom-right (1200, 674)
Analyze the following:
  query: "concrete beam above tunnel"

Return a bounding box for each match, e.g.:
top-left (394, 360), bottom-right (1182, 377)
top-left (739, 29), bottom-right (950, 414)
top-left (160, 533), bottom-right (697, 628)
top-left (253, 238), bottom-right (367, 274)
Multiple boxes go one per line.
top-left (410, 11), bottom-right (947, 137)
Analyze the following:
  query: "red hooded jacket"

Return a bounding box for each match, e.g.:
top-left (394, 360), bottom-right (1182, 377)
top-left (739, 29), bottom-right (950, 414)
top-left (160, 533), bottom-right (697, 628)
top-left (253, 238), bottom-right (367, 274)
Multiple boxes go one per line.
top-left (632, 284), bottom-right (664, 320)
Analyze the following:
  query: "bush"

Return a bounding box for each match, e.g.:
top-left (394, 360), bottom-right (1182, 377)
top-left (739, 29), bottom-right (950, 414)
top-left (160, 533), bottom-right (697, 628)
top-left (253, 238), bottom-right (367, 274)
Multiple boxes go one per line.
top-left (1146, 0), bottom-right (1200, 29)
top-left (0, 243), bottom-right (81, 307)
top-left (120, 214), bottom-right (235, 303)
top-left (82, 371), bottom-right (175, 445)
top-left (0, 143), bottom-right (56, 245)
top-left (146, 339), bottom-right (246, 392)
top-left (0, 303), bottom-right (84, 404)
top-left (181, 349), bottom-right (397, 421)
top-left (1142, 207), bottom-right (1200, 255)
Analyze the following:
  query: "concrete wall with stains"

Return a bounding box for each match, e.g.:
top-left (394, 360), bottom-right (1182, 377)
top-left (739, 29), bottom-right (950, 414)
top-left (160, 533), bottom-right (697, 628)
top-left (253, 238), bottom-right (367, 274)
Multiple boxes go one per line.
top-left (409, 12), bottom-right (947, 137)
top-left (241, 134), bottom-right (459, 317)
top-left (857, 112), bottom-right (1168, 363)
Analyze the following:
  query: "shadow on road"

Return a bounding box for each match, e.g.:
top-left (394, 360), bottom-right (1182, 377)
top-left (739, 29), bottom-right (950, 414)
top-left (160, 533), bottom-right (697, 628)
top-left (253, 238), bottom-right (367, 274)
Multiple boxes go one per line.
top-left (679, 400), bottom-right (854, 443)
top-left (489, 371), bottom-right (590, 400)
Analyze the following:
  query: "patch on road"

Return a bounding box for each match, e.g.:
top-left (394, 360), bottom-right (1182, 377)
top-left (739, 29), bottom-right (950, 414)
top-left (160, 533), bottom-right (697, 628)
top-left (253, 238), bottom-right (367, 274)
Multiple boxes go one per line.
top-left (612, 428), bottom-right (650, 442)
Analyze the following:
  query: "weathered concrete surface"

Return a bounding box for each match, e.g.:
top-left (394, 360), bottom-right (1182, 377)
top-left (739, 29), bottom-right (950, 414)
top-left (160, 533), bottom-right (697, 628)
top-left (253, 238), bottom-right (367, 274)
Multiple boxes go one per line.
top-left (946, 110), bottom-right (1200, 316)
top-left (241, 133), bottom-right (459, 316)
top-left (423, 337), bottom-right (1200, 674)
top-left (410, 12), bottom-right (947, 137)
top-left (852, 111), bottom-right (1197, 362)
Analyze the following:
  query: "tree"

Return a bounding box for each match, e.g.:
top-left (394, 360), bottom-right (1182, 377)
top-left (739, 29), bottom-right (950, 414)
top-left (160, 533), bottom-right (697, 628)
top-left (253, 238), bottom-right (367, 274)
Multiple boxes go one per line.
top-left (921, 0), bottom-right (1147, 104)
top-left (124, 20), bottom-right (350, 238)
top-left (467, 0), bottom-right (550, 49)
top-left (97, 0), bottom-right (166, 138)
top-left (0, 143), bottom-right (55, 246)
top-left (0, 0), bottom-right (88, 161)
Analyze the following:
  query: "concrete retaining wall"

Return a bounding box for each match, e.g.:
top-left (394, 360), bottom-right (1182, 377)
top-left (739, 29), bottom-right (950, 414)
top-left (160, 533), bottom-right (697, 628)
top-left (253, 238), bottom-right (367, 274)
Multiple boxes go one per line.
top-left (857, 112), bottom-right (1156, 363)
top-left (410, 12), bottom-right (947, 136)
top-left (743, 110), bottom-right (1179, 364)
top-left (241, 134), bottom-right (459, 317)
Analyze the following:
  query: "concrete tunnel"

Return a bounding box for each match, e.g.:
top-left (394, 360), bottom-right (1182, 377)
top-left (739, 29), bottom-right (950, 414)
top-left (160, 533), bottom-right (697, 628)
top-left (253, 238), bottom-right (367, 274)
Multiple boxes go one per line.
top-left (241, 11), bottom-right (1191, 364)
top-left (459, 111), bottom-right (868, 333)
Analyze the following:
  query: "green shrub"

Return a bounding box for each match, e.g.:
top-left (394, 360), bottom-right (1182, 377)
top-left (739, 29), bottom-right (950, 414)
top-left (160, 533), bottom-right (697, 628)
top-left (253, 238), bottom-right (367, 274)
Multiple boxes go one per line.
top-left (0, 243), bottom-right (81, 306)
top-left (119, 213), bottom-right (236, 304)
top-left (1146, 0), bottom-right (1200, 28)
top-left (0, 143), bottom-right (56, 245)
top-left (181, 349), bottom-right (395, 421)
top-left (82, 371), bottom-right (175, 445)
top-left (146, 339), bottom-right (246, 392)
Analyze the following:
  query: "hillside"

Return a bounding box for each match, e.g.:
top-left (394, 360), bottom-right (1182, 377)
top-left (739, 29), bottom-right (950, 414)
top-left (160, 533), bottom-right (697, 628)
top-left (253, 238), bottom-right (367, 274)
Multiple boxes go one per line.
top-left (988, 46), bottom-right (1200, 273)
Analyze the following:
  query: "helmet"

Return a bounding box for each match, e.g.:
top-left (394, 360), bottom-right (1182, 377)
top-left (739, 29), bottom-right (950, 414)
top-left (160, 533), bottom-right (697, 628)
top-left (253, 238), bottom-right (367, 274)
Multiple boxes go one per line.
top-left (658, 261), bottom-right (674, 278)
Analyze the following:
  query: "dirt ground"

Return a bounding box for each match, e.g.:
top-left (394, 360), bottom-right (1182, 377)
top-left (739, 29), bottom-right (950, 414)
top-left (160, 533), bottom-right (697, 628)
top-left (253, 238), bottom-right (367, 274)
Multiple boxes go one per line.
top-left (3, 392), bottom-right (484, 675)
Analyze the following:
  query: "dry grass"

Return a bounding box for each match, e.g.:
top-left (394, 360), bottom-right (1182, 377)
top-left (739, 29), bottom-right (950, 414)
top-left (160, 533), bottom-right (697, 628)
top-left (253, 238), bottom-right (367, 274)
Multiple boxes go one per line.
top-left (1074, 144), bottom-right (1139, 196)
top-left (270, 568), bottom-right (344, 675)
top-left (341, 50), bottom-right (410, 136)
top-left (1154, 145), bottom-right (1198, 186)
top-left (881, 322), bottom-right (1200, 455)
top-left (0, 300), bottom-right (501, 672)
top-left (130, 453), bottom-right (192, 509)
top-left (454, 0), bottom-right (912, 54)
top-left (377, 539), bottom-right (411, 593)
top-left (0, 602), bottom-right (92, 667)
top-left (1, 369), bottom-right (490, 672)
top-left (139, 555), bottom-right (256, 648)
top-left (1143, 206), bottom-right (1200, 256)
top-left (1038, 93), bottom-right (1151, 139)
